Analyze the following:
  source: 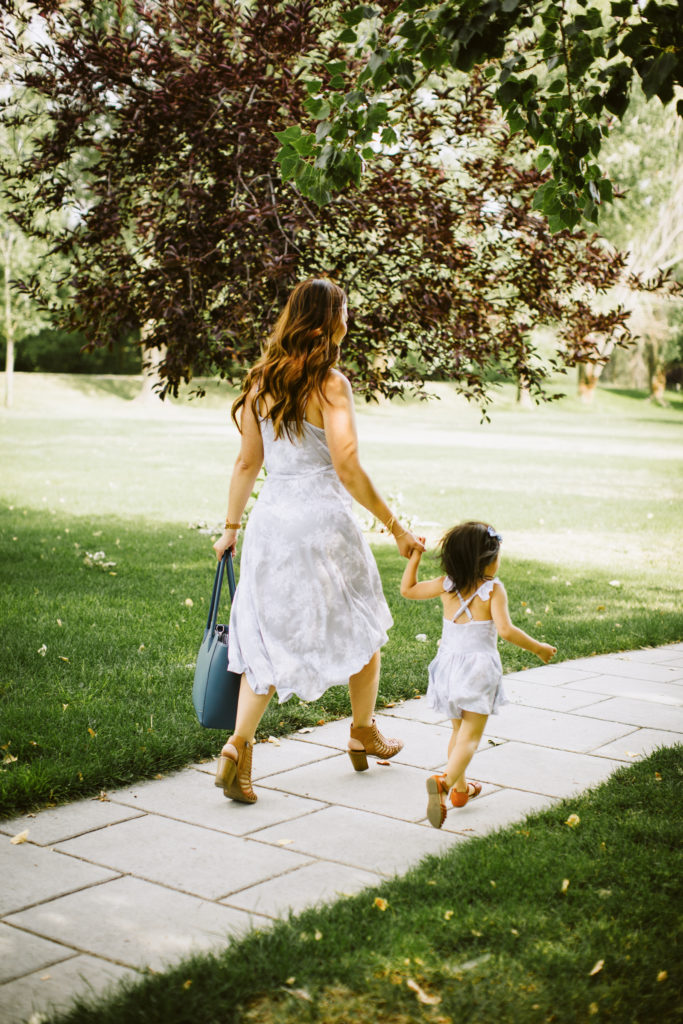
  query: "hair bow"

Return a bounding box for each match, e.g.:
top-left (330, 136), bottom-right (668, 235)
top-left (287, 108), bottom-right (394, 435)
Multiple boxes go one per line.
top-left (487, 525), bottom-right (502, 542)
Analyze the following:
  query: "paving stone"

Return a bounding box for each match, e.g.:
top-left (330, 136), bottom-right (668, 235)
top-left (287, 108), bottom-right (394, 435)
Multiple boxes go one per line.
top-left (260, 754), bottom-right (437, 823)
top-left (0, 923), bottom-right (76, 985)
top-left (438, 788), bottom-right (558, 838)
top-left (486, 703), bottom-right (634, 753)
top-left (591, 729), bottom-right (683, 761)
top-left (504, 680), bottom-right (608, 713)
top-left (470, 742), bottom-right (623, 798)
top-left (223, 860), bottom-right (384, 918)
top-left (0, 954), bottom-right (139, 1024)
top-left (380, 697), bottom-right (449, 725)
top-left (0, 841), bottom-right (118, 916)
top-left (659, 656), bottom-right (683, 669)
top-left (376, 717), bottom-right (453, 770)
top-left (565, 675), bottom-right (683, 705)
top-left (4, 876), bottom-right (266, 971)
top-left (610, 646), bottom-right (683, 664)
top-left (580, 696), bottom-right (683, 732)
top-left (190, 738), bottom-right (339, 780)
top-left (108, 766), bottom-right (327, 837)
top-left (55, 814), bottom-right (312, 900)
top-left (252, 805), bottom-right (463, 875)
top-left (564, 657), bottom-right (683, 684)
top-left (502, 664), bottom-right (600, 686)
top-left (0, 799), bottom-right (144, 847)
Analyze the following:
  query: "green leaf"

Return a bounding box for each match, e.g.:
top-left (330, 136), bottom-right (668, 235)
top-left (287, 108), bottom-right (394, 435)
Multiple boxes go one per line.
top-left (535, 150), bottom-right (553, 172)
top-left (273, 126), bottom-right (303, 145)
top-left (338, 28), bottom-right (358, 44)
top-left (641, 52), bottom-right (678, 102)
top-left (324, 60), bottom-right (347, 77)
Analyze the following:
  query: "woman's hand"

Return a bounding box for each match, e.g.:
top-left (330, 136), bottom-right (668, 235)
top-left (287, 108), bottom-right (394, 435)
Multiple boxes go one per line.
top-left (213, 528), bottom-right (238, 560)
top-left (395, 530), bottom-right (424, 560)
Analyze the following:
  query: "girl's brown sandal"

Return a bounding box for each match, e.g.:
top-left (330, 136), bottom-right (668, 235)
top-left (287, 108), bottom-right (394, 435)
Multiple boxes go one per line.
top-left (450, 780), bottom-right (482, 808)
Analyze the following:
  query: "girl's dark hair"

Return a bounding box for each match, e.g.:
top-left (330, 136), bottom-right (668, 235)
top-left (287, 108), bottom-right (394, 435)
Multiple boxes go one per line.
top-left (439, 521), bottom-right (502, 594)
top-left (232, 277), bottom-right (346, 440)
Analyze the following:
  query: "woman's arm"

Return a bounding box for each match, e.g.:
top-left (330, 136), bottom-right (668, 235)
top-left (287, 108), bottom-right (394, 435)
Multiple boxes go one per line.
top-left (321, 370), bottom-right (421, 558)
top-left (490, 583), bottom-right (557, 663)
top-left (213, 391), bottom-right (264, 560)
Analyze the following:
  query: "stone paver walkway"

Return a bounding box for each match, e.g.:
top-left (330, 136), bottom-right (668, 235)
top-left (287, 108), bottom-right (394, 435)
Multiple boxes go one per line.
top-left (2, 644), bottom-right (683, 1023)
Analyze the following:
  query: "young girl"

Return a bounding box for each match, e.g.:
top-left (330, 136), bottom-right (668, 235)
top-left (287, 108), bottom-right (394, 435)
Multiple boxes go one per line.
top-left (401, 521), bottom-right (557, 829)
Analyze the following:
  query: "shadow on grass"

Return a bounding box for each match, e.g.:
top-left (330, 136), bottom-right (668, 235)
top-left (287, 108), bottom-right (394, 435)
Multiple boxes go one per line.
top-left (1, 505), bottom-right (681, 818)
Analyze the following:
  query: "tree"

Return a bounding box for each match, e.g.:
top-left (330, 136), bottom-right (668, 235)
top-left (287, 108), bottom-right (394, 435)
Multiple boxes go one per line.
top-left (278, 1), bottom-right (683, 230)
top-left (0, 0), bottom-right (670, 407)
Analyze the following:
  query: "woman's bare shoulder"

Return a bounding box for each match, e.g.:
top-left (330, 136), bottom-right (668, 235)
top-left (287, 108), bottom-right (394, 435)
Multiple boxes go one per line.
top-left (321, 368), bottom-right (352, 402)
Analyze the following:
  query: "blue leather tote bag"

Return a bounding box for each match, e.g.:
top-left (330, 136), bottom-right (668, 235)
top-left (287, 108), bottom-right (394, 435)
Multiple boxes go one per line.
top-left (192, 552), bottom-right (241, 730)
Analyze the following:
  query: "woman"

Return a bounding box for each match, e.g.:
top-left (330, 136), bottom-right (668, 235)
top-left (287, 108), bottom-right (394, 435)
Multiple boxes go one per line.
top-left (212, 277), bottom-right (421, 803)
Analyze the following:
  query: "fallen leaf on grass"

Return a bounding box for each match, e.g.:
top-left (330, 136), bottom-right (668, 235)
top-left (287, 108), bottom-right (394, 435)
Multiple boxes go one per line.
top-left (37, 644), bottom-right (47, 656)
top-left (608, 580), bottom-right (621, 588)
top-left (444, 910), bottom-right (454, 920)
top-left (415, 633), bottom-right (428, 642)
top-left (3, 753), bottom-right (17, 764)
top-left (561, 878), bottom-right (570, 893)
top-left (314, 930), bottom-right (322, 941)
top-left (285, 988), bottom-right (312, 1002)
top-left (657, 970), bottom-right (667, 982)
top-left (565, 814), bottom-right (580, 827)
top-left (285, 977), bottom-right (296, 985)
top-left (59, 656), bottom-right (69, 663)
top-left (654, 772), bottom-right (662, 781)
top-left (406, 978), bottom-right (441, 1006)
top-left (374, 897), bottom-right (388, 911)
top-left (297, 727), bottom-right (314, 734)
top-left (589, 959), bottom-right (605, 976)
top-left (98, 791), bottom-right (109, 802)
top-left (10, 830), bottom-right (29, 844)
top-left (182, 980), bottom-right (192, 990)
top-left (88, 728), bottom-right (97, 738)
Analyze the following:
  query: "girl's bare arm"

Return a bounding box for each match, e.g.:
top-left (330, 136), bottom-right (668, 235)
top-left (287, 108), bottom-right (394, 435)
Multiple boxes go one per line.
top-left (400, 543), bottom-right (445, 600)
top-left (490, 582), bottom-right (557, 663)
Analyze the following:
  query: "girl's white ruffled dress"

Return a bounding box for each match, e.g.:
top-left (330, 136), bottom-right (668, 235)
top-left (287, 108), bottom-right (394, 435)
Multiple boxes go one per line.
top-left (228, 419), bottom-right (392, 702)
top-left (426, 576), bottom-right (508, 719)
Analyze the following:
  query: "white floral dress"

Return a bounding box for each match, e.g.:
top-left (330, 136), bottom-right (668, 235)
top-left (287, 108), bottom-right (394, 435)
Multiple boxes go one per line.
top-left (426, 576), bottom-right (507, 719)
top-left (227, 418), bottom-right (393, 702)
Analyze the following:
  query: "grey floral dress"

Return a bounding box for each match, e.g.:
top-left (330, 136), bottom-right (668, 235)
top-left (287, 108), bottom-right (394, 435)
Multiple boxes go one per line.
top-left (227, 418), bottom-right (393, 702)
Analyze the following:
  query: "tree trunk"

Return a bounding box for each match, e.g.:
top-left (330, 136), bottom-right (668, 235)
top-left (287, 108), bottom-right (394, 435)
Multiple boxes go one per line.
top-left (136, 321), bottom-right (166, 403)
top-left (3, 232), bottom-right (14, 410)
top-left (578, 363), bottom-right (600, 404)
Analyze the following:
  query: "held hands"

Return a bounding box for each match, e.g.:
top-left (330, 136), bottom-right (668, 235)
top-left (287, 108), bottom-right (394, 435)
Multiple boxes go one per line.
top-left (213, 528), bottom-right (237, 560)
top-left (395, 531), bottom-right (425, 560)
top-left (536, 642), bottom-right (558, 664)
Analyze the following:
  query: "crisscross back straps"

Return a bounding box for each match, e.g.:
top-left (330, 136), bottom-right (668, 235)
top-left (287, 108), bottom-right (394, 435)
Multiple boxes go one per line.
top-left (452, 588), bottom-right (477, 623)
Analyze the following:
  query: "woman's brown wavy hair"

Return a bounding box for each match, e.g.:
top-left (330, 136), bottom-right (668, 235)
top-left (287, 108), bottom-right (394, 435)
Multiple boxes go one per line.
top-left (231, 277), bottom-right (347, 439)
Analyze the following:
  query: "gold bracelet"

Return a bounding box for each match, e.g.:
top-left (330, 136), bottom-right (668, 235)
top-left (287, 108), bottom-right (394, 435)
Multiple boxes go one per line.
top-left (224, 520), bottom-right (241, 531)
top-left (384, 515), bottom-right (396, 534)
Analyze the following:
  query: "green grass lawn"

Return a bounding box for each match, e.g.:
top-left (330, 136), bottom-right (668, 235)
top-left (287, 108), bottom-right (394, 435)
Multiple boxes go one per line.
top-left (43, 746), bottom-right (683, 1024)
top-left (1, 373), bottom-right (682, 817)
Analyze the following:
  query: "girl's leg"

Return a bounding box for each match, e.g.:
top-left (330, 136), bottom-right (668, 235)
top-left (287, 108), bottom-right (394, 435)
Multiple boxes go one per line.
top-left (447, 719), bottom-right (462, 760)
top-left (444, 711), bottom-right (488, 792)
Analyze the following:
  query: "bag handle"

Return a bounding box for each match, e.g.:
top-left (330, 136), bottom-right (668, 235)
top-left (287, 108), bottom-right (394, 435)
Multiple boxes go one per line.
top-left (205, 552), bottom-right (237, 636)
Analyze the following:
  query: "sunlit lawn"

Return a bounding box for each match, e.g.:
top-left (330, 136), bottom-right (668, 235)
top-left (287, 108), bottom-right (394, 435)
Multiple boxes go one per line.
top-left (1, 372), bottom-right (682, 816)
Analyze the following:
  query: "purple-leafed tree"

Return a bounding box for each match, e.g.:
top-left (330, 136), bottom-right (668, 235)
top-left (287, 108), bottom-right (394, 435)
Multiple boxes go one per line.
top-left (0, 0), bottom-right (669, 408)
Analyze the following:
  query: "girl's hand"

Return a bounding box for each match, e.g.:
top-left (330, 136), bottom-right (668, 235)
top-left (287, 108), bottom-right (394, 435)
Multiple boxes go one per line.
top-left (536, 643), bottom-right (557, 664)
top-left (213, 529), bottom-right (238, 560)
top-left (395, 530), bottom-right (424, 560)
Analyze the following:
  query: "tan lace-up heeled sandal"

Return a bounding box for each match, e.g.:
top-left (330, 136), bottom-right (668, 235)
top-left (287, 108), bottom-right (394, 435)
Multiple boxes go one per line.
top-left (215, 735), bottom-right (257, 803)
top-left (347, 718), bottom-right (404, 772)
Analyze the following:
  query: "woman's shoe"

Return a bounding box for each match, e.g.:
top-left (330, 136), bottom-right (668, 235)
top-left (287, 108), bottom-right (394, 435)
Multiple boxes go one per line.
top-left (347, 718), bottom-right (404, 772)
top-left (426, 774), bottom-right (449, 829)
top-left (450, 780), bottom-right (482, 808)
top-left (217, 736), bottom-right (257, 803)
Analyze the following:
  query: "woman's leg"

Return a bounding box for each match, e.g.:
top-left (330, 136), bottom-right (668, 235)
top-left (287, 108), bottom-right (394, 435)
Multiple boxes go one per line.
top-left (222, 674), bottom-right (275, 753)
top-left (447, 719), bottom-right (462, 760)
top-left (348, 650), bottom-right (381, 744)
top-left (444, 711), bottom-right (488, 792)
